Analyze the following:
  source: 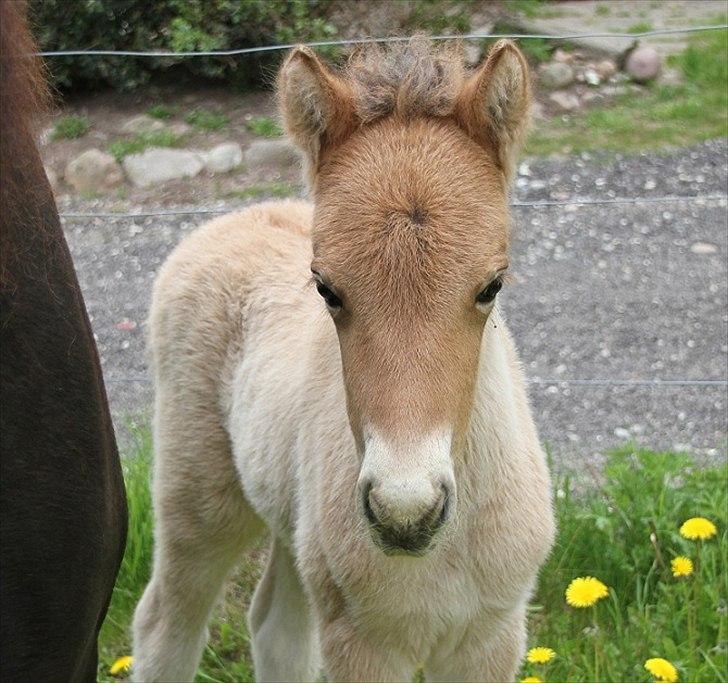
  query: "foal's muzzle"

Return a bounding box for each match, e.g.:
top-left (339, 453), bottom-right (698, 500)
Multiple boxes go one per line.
top-left (361, 479), bottom-right (452, 556)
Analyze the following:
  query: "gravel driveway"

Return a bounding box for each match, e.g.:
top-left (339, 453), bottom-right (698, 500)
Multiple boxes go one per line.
top-left (60, 139), bottom-right (728, 471)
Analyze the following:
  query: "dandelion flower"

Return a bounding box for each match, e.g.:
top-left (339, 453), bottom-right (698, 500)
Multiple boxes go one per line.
top-left (109, 656), bottom-right (133, 676)
top-left (565, 576), bottom-right (609, 608)
top-left (527, 647), bottom-right (556, 664)
top-left (521, 677), bottom-right (542, 683)
top-left (671, 555), bottom-right (694, 577)
top-left (644, 657), bottom-right (678, 682)
top-left (679, 517), bottom-right (717, 540)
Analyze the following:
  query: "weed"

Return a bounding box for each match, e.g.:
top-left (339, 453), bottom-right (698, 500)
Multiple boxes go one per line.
top-left (627, 21), bottom-right (654, 34)
top-left (51, 114), bottom-right (90, 140)
top-left (108, 129), bottom-right (181, 162)
top-left (224, 182), bottom-right (299, 201)
top-left (245, 116), bottom-right (283, 138)
top-left (185, 108), bottom-right (230, 131)
top-left (595, 4), bottom-right (611, 16)
top-left (147, 104), bottom-right (177, 120)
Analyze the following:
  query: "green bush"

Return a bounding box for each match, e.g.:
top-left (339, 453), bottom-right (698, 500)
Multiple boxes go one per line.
top-left (185, 108), bottom-right (229, 131)
top-left (29, 0), bottom-right (336, 92)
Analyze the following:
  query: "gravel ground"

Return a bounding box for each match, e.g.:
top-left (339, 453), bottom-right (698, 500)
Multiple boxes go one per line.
top-left (60, 139), bottom-right (728, 471)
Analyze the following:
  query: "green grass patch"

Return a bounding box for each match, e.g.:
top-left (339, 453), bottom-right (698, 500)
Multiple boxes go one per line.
top-left (224, 182), bottom-right (299, 201)
top-left (185, 108), bottom-right (230, 131)
top-left (99, 428), bottom-right (726, 682)
top-left (108, 129), bottom-right (182, 162)
top-left (595, 3), bottom-right (611, 16)
top-left (527, 28), bottom-right (728, 155)
top-left (146, 104), bottom-right (177, 120)
top-left (523, 447), bottom-right (727, 683)
top-left (627, 21), bottom-right (654, 34)
top-left (245, 116), bottom-right (283, 138)
top-left (51, 114), bottom-right (90, 140)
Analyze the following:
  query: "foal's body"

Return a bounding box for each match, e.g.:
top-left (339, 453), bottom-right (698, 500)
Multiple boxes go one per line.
top-left (134, 41), bottom-right (554, 682)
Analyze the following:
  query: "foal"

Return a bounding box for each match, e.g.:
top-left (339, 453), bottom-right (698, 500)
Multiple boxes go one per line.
top-left (133, 39), bottom-right (554, 682)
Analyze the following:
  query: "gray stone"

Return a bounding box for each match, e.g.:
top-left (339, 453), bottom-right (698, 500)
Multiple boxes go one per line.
top-left (244, 139), bottom-right (299, 168)
top-left (552, 48), bottom-right (573, 64)
top-left (64, 149), bottom-right (123, 193)
top-left (122, 148), bottom-right (204, 187)
top-left (464, 42), bottom-right (482, 67)
top-left (205, 142), bottom-right (243, 174)
top-left (583, 68), bottom-right (601, 86)
top-left (120, 114), bottom-right (166, 135)
top-left (44, 165), bottom-right (60, 193)
top-left (168, 121), bottom-right (192, 137)
top-left (548, 91), bottom-right (580, 112)
top-left (625, 46), bottom-right (662, 83)
top-left (538, 62), bottom-right (575, 90)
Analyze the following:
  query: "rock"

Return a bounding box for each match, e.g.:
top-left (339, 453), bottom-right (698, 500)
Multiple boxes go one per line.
top-left (601, 84), bottom-right (630, 98)
top-left (690, 242), bottom-right (718, 255)
top-left (531, 100), bottom-right (546, 120)
top-left (538, 62), bottom-right (575, 90)
top-left (552, 48), bottom-right (573, 64)
top-left (205, 142), bottom-right (243, 174)
top-left (464, 42), bottom-right (482, 67)
top-left (625, 46), bottom-right (661, 83)
top-left (122, 148), bottom-right (204, 187)
top-left (64, 149), bottom-right (123, 193)
top-left (548, 91), bottom-right (580, 112)
top-left (120, 114), bottom-right (166, 135)
top-left (583, 68), bottom-right (601, 86)
top-left (596, 59), bottom-right (617, 79)
top-left (168, 121), bottom-right (192, 137)
top-left (44, 166), bottom-right (60, 193)
top-left (244, 139), bottom-right (299, 168)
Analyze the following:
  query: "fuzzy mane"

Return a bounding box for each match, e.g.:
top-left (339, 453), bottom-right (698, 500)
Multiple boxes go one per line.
top-left (344, 37), bottom-right (467, 123)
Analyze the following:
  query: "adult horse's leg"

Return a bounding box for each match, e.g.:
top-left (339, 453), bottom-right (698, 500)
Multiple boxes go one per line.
top-left (424, 607), bottom-right (527, 683)
top-left (132, 385), bottom-right (265, 682)
top-left (248, 540), bottom-right (320, 682)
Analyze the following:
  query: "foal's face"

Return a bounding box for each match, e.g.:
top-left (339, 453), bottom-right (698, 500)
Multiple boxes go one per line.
top-left (312, 118), bottom-right (509, 555)
top-left (278, 37), bottom-right (530, 555)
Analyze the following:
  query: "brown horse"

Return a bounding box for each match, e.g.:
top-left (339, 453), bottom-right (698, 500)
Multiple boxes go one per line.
top-left (0, 3), bottom-right (127, 681)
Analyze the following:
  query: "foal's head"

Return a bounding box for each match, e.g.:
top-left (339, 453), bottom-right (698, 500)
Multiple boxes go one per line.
top-left (279, 38), bottom-right (531, 555)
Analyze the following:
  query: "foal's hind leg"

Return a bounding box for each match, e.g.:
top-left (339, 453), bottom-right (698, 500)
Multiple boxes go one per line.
top-left (248, 540), bottom-right (321, 682)
top-left (132, 390), bottom-right (265, 682)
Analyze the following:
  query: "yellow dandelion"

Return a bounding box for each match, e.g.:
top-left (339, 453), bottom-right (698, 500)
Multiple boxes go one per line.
top-left (521, 677), bottom-right (542, 683)
top-left (644, 657), bottom-right (678, 682)
top-left (671, 555), bottom-right (694, 577)
top-left (109, 656), bottom-right (133, 676)
top-left (565, 576), bottom-right (609, 608)
top-left (679, 517), bottom-right (717, 541)
top-left (527, 646), bottom-right (556, 664)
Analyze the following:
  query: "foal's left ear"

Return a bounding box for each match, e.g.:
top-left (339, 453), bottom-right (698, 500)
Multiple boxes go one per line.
top-left (454, 40), bottom-right (531, 183)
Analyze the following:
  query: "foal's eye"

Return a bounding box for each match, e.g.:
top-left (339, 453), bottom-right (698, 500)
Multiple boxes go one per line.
top-left (476, 277), bottom-right (503, 306)
top-left (315, 281), bottom-right (342, 311)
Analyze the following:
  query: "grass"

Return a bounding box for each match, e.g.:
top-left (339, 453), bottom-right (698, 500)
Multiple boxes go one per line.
top-left (98, 429), bottom-right (726, 682)
top-left (527, 28), bottom-right (728, 155)
top-left (51, 114), bottom-right (90, 140)
top-left (627, 21), bottom-right (654, 34)
top-left (146, 104), bottom-right (177, 120)
top-left (108, 129), bottom-right (182, 162)
top-left (245, 116), bottom-right (283, 138)
top-left (223, 182), bottom-right (299, 201)
top-left (185, 108), bottom-right (230, 131)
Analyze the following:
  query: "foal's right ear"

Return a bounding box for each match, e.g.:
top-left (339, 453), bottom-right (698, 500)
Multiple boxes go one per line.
top-left (277, 46), bottom-right (357, 178)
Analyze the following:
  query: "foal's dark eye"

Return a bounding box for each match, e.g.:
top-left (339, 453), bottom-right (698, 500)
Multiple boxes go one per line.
top-left (316, 281), bottom-right (342, 310)
top-left (476, 277), bottom-right (503, 305)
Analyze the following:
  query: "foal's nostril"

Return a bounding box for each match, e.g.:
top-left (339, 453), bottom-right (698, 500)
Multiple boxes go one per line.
top-left (361, 480), bottom-right (378, 526)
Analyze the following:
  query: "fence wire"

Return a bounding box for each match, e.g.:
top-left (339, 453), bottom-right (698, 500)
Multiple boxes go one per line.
top-left (58, 194), bottom-right (728, 221)
top-left (38, 25), bottom-right (728, 58)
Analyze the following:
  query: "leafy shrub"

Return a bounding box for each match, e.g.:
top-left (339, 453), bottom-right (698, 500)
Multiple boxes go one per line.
top-left (29, 0), bottom-right (337, 92)
top-left (185, 108), bottom-right (229, 131)
top-left (51, 114), bottom-right (90, 140)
